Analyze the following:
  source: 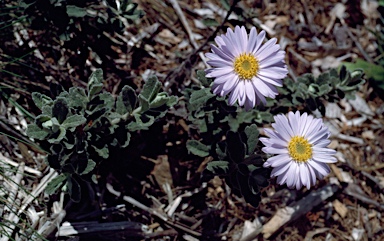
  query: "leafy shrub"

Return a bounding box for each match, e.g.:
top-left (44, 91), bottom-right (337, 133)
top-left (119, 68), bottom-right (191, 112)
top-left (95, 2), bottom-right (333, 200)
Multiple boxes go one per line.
top-left (27, 69), bottom-right (177, 201)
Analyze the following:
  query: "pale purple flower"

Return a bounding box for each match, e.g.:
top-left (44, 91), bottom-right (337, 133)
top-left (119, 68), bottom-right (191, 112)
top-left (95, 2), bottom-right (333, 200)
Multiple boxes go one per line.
top-left (260, 111), bottom-right (337, 190)
top-left (205, 26), bottom-right (288, 110)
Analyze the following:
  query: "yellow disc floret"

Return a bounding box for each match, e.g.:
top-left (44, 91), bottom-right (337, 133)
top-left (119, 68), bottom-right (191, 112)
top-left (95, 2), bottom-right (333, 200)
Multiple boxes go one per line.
top-left (233, 53), bottom-right (259, 80)
top-left (288, 136), bottom-right (312, 162)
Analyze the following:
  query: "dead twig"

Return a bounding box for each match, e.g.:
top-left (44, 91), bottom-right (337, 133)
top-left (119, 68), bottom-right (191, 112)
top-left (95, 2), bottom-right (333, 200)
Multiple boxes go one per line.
top-left (164, 0), bottom-right (241, 91)
top-left (106, 183), bottom-right (202, 237)
top-left (168, 0), bottom-right (207, 69)
top-left (0, 152), bottom-right (42, 176)
top-left (57, 221), bottom-right (146, 237)
top-left (343, 183), bottom-right (384, 211)
top-left (241, 184), bottom-right (339, 240)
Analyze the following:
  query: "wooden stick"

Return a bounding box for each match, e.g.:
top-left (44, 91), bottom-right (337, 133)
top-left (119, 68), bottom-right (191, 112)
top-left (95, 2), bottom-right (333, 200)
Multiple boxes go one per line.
top-left (241, 184), bottom-right (339, 240)
top-left (0, 152), bottom-right (42, 176)
top-left (106, 183), bottom-right (202, 237)
top-left (57, 220), bottom-right (145, 236)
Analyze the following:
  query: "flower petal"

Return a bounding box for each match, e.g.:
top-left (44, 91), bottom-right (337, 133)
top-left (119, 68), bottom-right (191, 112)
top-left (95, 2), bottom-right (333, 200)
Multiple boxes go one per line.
top-left (205, 26), bottom-right (287, 111)
top-left (266, 154), bottom-right (292, 168)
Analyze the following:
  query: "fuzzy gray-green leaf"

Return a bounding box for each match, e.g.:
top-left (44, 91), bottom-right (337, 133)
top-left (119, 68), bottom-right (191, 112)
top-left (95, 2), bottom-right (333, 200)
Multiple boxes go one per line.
top-left (166, 96), bottom-right (178, 107)
top-left (68, 87), bottom-right (88, 109)
top-left (45, 174), bottom-right (67, 195)
top-left (88, 69), bottom-right (104, 99)
top-left (244, 124), bottom-right (259, 155)
top-left (138, 95), bottom-right (150, 112)
top-left (120, 132), bottom-right (131, 148)
top-left (26, 123), bottom-right (49, 140)
top-left (206, 160), bottom-right (229, 174)
top-left (35, 114), bottom-right (51, 127)
top-left (186, 140), bottom-right (210, 157)
top-left (116, 85), bottom-right (137, 114)
top-left (93, 145), bottom-right (109, 159)
top-left (140, 75), bottom-right (161, 102)
top-left (61, 114), bottom-right (87, 129)
top-left (149, 92), bottom-right (172, 109)
top-left (48, 126), bottom-right (66, 143)
top-left (196, 70), bottom-right (211, 87)
top-left (81, 159), bottom-right (96, 175)
top-left (126, 114), bottom-right (155, 131)
top-left (32, 92), bottom-right (53, 110)
top-left (189, 88), bottom-right (215, 109)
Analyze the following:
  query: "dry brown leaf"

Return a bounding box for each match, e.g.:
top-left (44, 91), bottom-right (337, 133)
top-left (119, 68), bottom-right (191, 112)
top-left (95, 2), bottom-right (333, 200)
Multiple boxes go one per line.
top-left (333, 199), bottom-right (348, 218)
top-left (150, 155), bottom-right (173, 191)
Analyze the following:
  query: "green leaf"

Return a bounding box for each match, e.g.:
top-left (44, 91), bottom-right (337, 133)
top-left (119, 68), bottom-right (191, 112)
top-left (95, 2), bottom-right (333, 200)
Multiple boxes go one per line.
top-left (196, 70), bottom-right (211, 87)
top-left (122, 132), bottom-right (131, 147)
top-left (48, 126), bottom-right (66, 143)
top-left (98, 92), bottom-right (115, 110)
top-left (189, 88), bottom-right (215, 109)
top-left (140, 75), bottom-right (162, 102)
top-left (93, 145), bottom-right (109, 159)
top-left (63, 141), bottom-right (75, 149)
top-left (81, 159), bottom-right (96, 175)
top-left (258, 112), bottom-right (273, 123)
top-left (61, 114), bottom-right (87, 129)
top-left (89, 83), bottom-right (104, 100)
top-left (138, 95), bottom-right (150, 112)
top-left (186, 140), bottom-right (210, 157)
top-left (35, 114), bottom-right (51, 127)
top-left (126, 114), bottom-right (155, 131)
top-left (41, 119), bottom-right (54, 129)
top-left (32, 92), bottom-right (53, 110)
top-left (193, 118), bottom-right (207, 133)
top-left (244, 124), bottom-right (259, 155)
top-left (42, 105), bottom-right (52, 116)
top-left (227, 111), bottom-right (255, 131)
top-left (116, 85), bottom-right (137, 114)
top-left (215, 142), bottom-right (227, 160)
top-left (88, 69), bottom-right (104, 99)
top-left (206, 160), bottom-right (229, 174)
top-left (52, 98), bottom-right (69, 124)
top-left (26, 123), bottom-right (49, 140)
top-left (167, 95), bottom-right (178, 106)
top-left (45, 174), bottom-right (67, 195)
top-left (68, 87), bottom-right (88, 109)
top-left (66, 5), bottom-right (87, 17)
top-left (149, 92), bottom-right (173, 109)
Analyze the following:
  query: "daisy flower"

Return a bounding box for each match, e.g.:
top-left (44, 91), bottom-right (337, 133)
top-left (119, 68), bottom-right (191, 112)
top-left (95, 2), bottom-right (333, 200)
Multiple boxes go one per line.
top-left (205, 26), bottom-right (288, 110)
top-left (260, 111), bottom-right (337, 190)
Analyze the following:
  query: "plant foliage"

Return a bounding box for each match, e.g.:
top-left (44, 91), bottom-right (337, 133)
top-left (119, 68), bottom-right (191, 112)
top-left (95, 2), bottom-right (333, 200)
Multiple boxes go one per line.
top-left (26, 69), bottom-right (176, 202)
top-left (184, 66), bottom-right (365, 207)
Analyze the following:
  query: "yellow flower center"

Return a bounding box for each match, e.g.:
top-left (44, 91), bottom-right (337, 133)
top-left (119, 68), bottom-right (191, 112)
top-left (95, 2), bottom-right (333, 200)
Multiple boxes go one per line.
top-left (288, 136), bottom-right (312, 162)
top-left (233, 53), bottom-right (259, 80)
